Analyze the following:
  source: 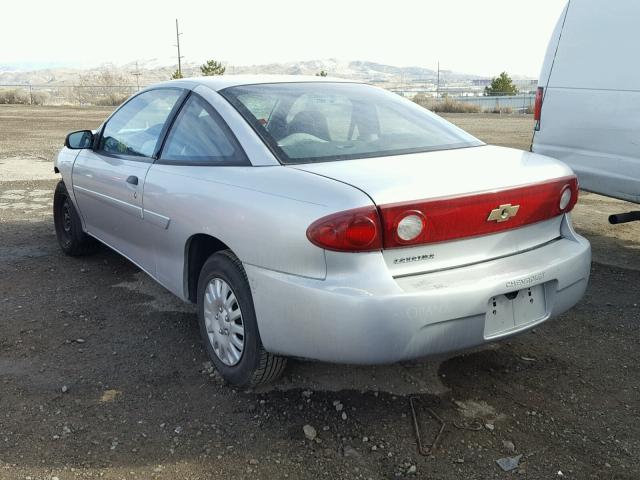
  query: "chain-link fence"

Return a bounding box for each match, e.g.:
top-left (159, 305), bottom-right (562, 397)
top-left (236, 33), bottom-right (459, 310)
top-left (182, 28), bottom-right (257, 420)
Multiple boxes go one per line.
top-left (0, 84), bottom-right (536, 114)
top-left (0, 84), bottom-right (142, 106)
top-left (394, 90), bottom-right (536, 114)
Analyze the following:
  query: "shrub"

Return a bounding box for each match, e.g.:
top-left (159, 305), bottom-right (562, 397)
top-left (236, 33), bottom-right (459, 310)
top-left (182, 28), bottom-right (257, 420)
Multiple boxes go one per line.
top-left (525, 104), bottom-right (535, 114)
top-left (431, 98), bottom-right (482, 114)
top-left (31, 91), bottom-right (49, 105)
top-left (93, 93), bottom-right (130, 106)
top-left (0, 89), bottom-right (29, 104)
top-left (486, 106), bottom-right (513, 114)
top-left (73, 67), bottom-right (131, 105)
top-left (0, 89), bottom-right (51, 105)
top-left (412, 93), bottom-right (432, 108)
top-left (412, 94), bottom-right (482, 113)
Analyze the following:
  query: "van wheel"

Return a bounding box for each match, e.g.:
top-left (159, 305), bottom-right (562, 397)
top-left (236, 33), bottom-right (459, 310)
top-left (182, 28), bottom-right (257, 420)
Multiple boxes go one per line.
top-left (197, 250), bottom-right (287, 386)
top-left (53, 181), bottom-right (98, 256)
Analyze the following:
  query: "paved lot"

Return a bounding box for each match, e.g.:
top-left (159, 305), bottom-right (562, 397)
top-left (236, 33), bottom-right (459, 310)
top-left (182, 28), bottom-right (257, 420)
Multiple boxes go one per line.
top-left (1, 106), bottom-right (639, 479)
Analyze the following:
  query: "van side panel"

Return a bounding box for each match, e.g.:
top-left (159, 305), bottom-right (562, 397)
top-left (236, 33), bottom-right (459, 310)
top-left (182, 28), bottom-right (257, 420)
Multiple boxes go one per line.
top-left (536, 88), bottom-right (640, 202)
top-left (533, 0), bottom-right (640, 203)
top-left (549, 0), bottom-right (640, 90)
top-left (538, 2), bottom-right (569, 88)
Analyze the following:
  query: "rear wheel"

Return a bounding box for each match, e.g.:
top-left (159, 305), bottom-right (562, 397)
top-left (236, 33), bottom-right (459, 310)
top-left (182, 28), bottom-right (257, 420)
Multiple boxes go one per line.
top-left (53, 181), bottom-right (97, 256)
top-left (197, 250), bottom-right (287, 386)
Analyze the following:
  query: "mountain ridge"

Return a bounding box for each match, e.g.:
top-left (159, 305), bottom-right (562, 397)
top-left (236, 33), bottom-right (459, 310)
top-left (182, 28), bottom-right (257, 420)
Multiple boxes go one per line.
top-left (0, 58), bottom-right (532, 87)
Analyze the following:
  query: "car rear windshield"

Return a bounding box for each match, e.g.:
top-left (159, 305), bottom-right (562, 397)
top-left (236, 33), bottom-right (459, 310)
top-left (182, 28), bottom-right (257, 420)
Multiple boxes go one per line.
top-left (219, 82), bottom-right (483, 164)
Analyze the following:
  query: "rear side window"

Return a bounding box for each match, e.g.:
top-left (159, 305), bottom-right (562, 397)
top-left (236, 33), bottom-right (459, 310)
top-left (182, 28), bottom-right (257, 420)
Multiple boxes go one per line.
top-left (160, 94), bottom-right (248, 166)
top-left (99, 89), bottom-right (182, 158)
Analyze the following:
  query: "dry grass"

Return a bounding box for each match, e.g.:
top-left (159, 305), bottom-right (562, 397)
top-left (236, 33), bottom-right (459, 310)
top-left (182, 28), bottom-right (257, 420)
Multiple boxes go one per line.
top-left (432, 98), bottom-right (482, 114)
top-left (413, 94), bottom-right (482, 114)
top-left (0, 89), bottom-right (29, 105)
top-left (413, 94), bottom-right (526, 114)
top-left (0, 89), bottom-right (49, 106)
top-left (487, 106), bottom-right (513, 114)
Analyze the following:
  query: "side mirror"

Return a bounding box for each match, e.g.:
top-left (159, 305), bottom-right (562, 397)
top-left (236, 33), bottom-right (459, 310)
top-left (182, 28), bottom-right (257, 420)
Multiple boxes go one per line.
top-left (65, 130), bottom-right (94, 149)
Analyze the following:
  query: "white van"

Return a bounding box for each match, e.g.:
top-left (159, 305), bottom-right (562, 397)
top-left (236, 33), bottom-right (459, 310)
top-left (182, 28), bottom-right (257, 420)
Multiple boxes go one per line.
top-left (532, 0), bottom-right (640, 223)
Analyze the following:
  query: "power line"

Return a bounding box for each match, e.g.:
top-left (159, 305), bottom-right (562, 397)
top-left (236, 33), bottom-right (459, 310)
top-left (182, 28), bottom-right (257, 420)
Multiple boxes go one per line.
top-left (436, 61), bottom-right (440, 99)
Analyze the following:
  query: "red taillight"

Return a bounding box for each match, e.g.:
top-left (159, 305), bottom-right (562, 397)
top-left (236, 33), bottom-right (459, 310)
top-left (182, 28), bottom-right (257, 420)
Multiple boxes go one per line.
top-left (307, 177), bottom-right (578, 252)
top-left (306, 206), bottom-right (382, 252)
top-left (534, 86), bottom-right (544, 130)
top-left (378, 176), bottom-right (578, 249)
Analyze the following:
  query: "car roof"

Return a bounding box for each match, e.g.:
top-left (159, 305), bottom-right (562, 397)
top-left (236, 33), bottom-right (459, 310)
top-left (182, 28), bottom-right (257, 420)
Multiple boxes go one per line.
top-left (150, 74), bottom-right (361, 92)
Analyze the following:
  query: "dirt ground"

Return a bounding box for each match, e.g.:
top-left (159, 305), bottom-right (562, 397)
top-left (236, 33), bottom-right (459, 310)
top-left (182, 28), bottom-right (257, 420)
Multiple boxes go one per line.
top-left (1, 105), bottom-right (639, 480)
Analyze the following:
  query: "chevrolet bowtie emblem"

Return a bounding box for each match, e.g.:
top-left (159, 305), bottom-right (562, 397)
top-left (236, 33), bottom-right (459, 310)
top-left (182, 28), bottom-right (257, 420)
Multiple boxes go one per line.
top-left (487, 204), bottom-right (520, 222)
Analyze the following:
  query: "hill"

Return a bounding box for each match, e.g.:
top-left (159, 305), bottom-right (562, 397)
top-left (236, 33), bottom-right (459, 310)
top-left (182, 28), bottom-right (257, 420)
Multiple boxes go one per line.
top-left (0, 58), bottom-right (486, 88)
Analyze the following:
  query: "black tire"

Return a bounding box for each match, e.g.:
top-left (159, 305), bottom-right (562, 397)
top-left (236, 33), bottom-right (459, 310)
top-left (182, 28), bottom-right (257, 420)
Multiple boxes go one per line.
top-left (53, 181), bottom-right (98, 256)
top-left (197, 250), bottom-right (287, 386)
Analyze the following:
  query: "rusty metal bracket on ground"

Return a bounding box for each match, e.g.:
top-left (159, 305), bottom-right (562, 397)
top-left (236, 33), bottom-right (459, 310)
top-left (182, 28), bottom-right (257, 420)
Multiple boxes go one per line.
top-left (409, 396), bottom-right (445, 456)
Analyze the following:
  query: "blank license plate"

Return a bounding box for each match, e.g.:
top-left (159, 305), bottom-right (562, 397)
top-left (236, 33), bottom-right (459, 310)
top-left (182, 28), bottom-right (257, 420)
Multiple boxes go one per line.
top-left (484, 284), bottom-right (547, 339)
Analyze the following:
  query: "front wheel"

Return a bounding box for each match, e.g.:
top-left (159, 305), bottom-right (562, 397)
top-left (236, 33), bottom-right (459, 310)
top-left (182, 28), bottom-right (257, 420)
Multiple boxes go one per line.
top-left (53, 181), bottom-right (98, 256)
top-left (197, 250), bottom-right (287, 386)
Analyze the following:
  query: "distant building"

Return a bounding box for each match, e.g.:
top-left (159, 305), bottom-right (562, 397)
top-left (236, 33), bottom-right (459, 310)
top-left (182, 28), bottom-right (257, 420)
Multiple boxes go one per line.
top-left (514, 79), bottom-right (539, 93)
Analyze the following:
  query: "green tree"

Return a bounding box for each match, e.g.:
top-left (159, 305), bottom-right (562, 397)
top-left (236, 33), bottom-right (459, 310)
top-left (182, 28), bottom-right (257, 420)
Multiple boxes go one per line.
top-left (171, 69), bottom-right (183, 80)
top-left (200, 59), bottom-right (226, 76)
top-left (315, 70), bottom-right (328, 77)
top-left (484, 72), bottom-right (518, 96)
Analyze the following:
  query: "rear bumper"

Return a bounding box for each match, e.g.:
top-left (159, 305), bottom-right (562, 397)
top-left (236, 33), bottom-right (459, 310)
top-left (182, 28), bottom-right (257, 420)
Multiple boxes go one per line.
top-left (246, 217), bottom-right (591, 364)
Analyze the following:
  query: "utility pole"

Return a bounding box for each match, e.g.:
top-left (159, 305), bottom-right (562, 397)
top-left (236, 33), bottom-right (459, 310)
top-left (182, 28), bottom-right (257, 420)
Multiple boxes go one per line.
top-left (132, 61), bottom-right (142, 91)
top-left (175, 19), bottom-right (184, 76)
top-left (436, 61), bottom-right (440, 99)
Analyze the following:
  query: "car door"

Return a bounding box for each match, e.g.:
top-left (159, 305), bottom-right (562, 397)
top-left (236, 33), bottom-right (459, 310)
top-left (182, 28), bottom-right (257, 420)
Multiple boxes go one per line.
top-left (142, 92), bottom-right (250, 296)
top-left (72, 88), bottom-right (185, 274)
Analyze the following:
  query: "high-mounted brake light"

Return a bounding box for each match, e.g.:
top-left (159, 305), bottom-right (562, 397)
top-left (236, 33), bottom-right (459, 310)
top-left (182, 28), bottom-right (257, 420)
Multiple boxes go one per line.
top-left (306, 206), bottom-right (382, 252)
top-left (534, 86), bottom-right (544, 130)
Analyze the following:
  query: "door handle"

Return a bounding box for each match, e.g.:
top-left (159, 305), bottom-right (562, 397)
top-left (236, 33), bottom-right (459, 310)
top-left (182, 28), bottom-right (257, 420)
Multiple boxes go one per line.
top-left (126, 175), bottom-right (139, 186)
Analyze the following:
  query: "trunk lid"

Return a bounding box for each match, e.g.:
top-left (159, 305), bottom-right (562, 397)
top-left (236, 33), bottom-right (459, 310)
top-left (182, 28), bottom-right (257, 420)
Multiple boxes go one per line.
top-left (292, 145), bottom-right (575, 276)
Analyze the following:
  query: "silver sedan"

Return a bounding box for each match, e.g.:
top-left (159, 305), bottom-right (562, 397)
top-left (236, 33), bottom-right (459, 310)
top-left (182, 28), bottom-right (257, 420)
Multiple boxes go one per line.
top-left (53, 75), bottom-right (591, 386)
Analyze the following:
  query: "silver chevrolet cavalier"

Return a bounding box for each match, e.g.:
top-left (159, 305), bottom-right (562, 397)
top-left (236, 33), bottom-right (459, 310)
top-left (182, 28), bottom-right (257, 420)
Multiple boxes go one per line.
top-left (53, 75), bottom-right (591, 386)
